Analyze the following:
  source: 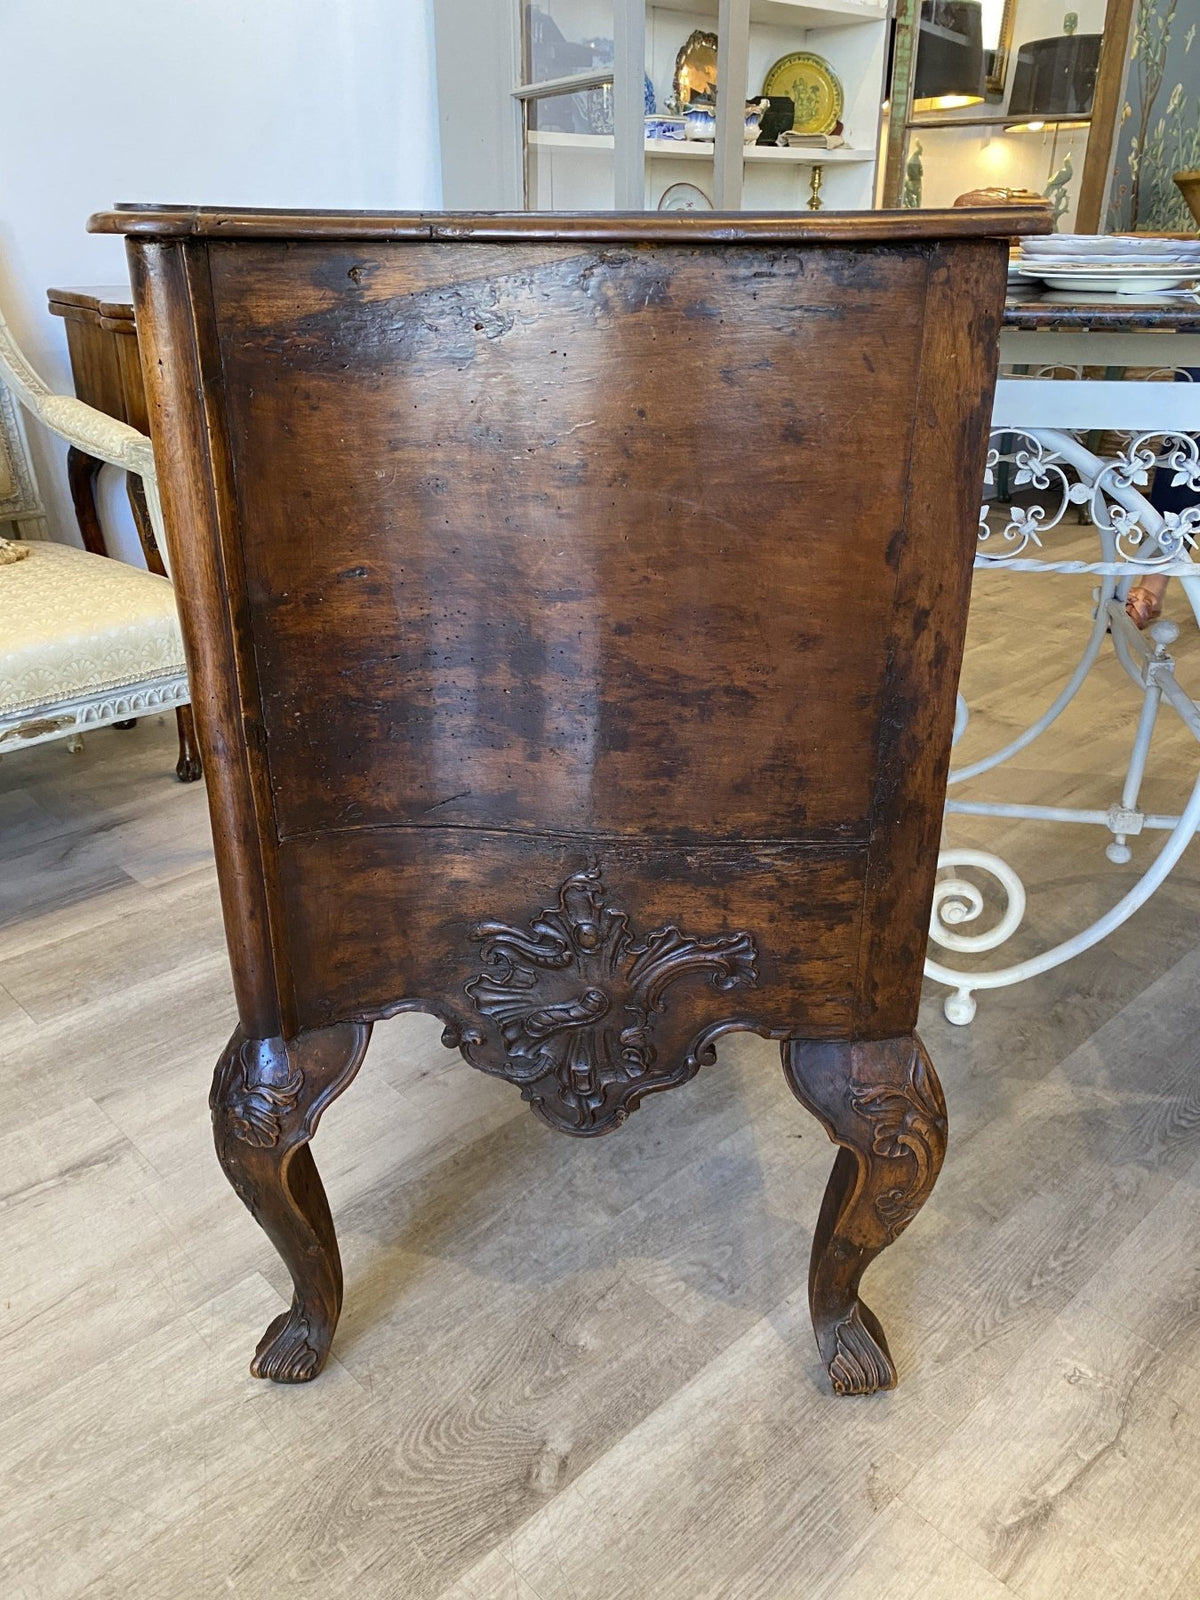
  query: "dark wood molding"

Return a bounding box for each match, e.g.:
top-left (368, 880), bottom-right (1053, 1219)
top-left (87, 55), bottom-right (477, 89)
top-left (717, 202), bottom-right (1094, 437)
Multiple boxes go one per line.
top-left (91, 204), bottom-right (1053, 242)
top-left (128, 242), bottom-right (293, 1037)
top-left (1076, 0), bottom-right (1137, 233)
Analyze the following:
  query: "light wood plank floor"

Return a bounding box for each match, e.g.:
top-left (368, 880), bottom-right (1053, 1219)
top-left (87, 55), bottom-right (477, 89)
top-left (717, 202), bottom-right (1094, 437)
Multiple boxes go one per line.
top-left (4, 550), bottom-right (1200, 1599)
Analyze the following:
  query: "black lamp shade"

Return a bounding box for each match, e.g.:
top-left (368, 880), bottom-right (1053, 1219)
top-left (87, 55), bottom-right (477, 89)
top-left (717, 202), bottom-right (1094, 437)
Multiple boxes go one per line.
top-left (1007, 33), bottom-right (1102, 118)
top-left (913, 0), bottom-right (986, 108)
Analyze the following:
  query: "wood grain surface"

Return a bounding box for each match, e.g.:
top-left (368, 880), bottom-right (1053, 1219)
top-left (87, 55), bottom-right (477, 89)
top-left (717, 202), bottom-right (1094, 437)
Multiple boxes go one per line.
top-left (126, 223), bottom-right (1009, 1048)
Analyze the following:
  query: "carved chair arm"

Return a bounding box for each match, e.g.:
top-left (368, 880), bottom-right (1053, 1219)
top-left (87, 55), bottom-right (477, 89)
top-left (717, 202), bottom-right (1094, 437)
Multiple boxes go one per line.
top-left (32, 393), bottom-right (153, 476)
top-left (0, 304), bottom-right (165, 556)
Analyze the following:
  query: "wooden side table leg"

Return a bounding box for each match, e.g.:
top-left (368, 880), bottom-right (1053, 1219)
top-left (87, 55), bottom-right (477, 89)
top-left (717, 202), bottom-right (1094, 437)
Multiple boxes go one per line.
top-left (211, 1021), bottom-right (371, 1382)
top-left (66, 446), bottom-right (108, 557)
top-left (782, 1034), bottom-right (947, 1396)
top-left (173, 704), bottom-right (203, 782)
top-left (126, 475), bottom-right (202, 781)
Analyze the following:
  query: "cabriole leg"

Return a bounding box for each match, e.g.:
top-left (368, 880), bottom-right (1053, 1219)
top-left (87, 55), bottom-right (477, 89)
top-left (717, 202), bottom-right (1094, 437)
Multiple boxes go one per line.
top-left (782, 1034), bottom-right (947, 1396)
top-left (210, 1021), bottom-right (371, 1381)
top-left (173, 704), bottom-right (202, 782)
top-left (124, 474), bottom-right (203, 783)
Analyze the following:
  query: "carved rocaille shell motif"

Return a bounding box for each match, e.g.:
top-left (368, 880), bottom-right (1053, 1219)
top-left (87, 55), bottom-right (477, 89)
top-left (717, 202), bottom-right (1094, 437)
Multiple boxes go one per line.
top-left (463, 866), bottom-right (759, 1135)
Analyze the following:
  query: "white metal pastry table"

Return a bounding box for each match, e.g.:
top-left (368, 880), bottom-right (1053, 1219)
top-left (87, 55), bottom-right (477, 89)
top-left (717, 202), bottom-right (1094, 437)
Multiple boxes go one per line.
top-left (927, 289), bottom-right (1200, 1022)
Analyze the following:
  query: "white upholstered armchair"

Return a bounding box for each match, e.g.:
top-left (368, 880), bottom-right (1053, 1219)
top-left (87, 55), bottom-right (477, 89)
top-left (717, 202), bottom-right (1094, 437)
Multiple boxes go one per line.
top-left (0, 305), bottom-right (197, 780)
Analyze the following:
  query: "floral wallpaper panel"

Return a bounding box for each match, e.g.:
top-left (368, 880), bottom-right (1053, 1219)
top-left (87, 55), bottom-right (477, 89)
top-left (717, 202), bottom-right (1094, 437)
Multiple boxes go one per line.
top-left (1108, 0), bottom-right (1200, 231)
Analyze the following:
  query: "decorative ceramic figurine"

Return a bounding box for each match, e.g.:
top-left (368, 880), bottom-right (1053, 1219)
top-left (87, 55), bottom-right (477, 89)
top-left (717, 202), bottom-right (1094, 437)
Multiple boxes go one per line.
top-left (1044, 151), bottom-right (1074, 228)
top-left (684, 98), bottom-right (716, 140)
top-left (745, 97), bottom-right (768, 142)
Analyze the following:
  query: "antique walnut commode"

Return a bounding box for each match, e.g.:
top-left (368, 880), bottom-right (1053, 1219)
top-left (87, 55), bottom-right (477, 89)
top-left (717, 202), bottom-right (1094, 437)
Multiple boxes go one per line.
top-left (92, 204), bottom-right (1049, 1394)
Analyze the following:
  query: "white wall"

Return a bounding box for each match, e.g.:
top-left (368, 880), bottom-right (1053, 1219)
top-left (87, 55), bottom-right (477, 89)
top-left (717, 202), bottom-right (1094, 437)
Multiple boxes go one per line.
top-left (0, 0), bottom-right (442, 562)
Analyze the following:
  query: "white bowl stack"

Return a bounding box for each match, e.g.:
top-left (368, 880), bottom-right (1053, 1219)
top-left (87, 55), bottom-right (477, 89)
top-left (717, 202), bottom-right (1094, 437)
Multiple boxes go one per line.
top-left (1012, 233), bottom-right (1200, 295)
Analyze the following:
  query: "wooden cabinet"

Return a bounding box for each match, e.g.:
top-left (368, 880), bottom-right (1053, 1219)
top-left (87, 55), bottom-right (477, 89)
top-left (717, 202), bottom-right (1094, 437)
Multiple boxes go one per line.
top-left (93, 202), bottom-right (1043, 1394)
top-left (433, 0), bottom-right (890, 210)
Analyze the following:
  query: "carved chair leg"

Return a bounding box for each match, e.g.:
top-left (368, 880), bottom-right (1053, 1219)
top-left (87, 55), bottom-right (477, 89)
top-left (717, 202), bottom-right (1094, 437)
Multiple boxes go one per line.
top-left (122, 474), bottom-right (202, 782)
top-left (210, 1021), bottom-right (371, 1381)
top-left (67, 446), bottom-right (108, 557)
top-left (173, 704), bottom-right (202, 782)
top-left (781, 1034), bottom-right (947, 1396)
top-left (126, 473), bottom-right (163, 574)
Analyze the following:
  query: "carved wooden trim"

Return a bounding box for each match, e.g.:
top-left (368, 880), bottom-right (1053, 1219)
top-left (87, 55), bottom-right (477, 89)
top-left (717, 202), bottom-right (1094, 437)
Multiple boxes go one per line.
top-left (213, 1036), bottom-right (305, 1148)
top-left (462, 865), bottom-right (758, 1135)
top-left (851, 1049), bottom-right (947, 1241)
top-left (828, 1305), bottom-right (897, 1396)
top-left (92, 206), bottom-right (1052, 242)
top-left (0, 675), bottom-right (192, 750)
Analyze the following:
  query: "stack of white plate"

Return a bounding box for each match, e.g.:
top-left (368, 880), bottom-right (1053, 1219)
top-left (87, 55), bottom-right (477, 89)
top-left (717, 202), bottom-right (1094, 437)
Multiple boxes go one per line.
top-left (1013, 233), bottom-right (1200, 294)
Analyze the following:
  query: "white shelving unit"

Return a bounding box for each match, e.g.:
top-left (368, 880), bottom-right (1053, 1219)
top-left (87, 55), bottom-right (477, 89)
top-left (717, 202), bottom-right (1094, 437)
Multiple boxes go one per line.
top-left (432, 0), bottom-right (890, 212)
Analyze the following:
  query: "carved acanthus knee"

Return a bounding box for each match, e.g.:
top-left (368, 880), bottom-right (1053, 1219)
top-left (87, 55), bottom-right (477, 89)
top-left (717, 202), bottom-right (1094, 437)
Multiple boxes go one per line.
top-left (212, 1034), bottom-right (303, 1149)
top-left (210, 1022), bottom-right (370, 1382)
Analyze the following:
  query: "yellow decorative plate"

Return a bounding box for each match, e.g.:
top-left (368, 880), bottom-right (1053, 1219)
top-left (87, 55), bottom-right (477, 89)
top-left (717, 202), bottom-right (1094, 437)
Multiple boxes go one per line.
top-left (761, 52), bottom-right (844, 136)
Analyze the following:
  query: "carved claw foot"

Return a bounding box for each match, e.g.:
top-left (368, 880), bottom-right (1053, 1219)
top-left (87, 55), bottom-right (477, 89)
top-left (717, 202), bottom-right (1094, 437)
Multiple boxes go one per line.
top-left (174, 706), bottom-right (203, 782)
top-left (251, 1302), bottom-right (326, 1382)
top-left (782, 1034), bottom-right (946, 1397)
top-left (210, 1022), bottom-right (370, 1382)
top-left (823, 1303), bottom-right (897, 1396)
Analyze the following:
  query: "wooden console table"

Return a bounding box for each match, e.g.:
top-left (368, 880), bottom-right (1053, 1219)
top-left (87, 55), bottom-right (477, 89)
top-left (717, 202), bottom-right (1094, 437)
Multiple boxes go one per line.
top-left (46, 285), bottom-right (200, 780)
top-left (91, 204), bottom-right (1044, 1393)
